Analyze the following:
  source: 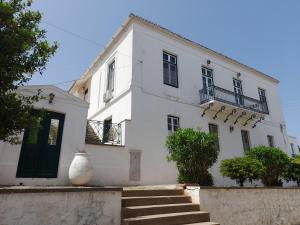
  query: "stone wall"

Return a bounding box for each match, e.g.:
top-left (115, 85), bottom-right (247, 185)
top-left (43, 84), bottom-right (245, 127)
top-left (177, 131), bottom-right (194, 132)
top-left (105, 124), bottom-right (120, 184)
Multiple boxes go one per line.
top-left (0, 186), bottom-right (122, 225)
top-left (185, 186), bottom-right (300, 225)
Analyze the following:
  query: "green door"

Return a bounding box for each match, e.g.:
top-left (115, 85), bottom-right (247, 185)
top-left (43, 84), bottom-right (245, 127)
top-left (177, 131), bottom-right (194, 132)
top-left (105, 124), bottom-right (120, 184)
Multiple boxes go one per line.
top-left (16, 111), bottom-right (65, 178)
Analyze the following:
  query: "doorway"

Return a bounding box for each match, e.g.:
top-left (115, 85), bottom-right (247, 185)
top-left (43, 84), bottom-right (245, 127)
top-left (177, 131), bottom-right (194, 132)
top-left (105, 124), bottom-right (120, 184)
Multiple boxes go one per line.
top-left (16, 111), bottom-right (65, 178)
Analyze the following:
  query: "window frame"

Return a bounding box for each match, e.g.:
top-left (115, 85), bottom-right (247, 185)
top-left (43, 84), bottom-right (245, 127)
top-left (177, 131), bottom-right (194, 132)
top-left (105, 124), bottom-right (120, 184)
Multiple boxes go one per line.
top-left (208, 123), bottom-right (220, 151)
top-left (267, 135), bottom-right (275, 147)
top-left (106, 59), bottom-right (115, 92)
top-left (163, 51), bottom-right (179, 88)
top-left (241, 130), bottom-right (251, 152)
top-left (167, 115), bottom-right (180, 133)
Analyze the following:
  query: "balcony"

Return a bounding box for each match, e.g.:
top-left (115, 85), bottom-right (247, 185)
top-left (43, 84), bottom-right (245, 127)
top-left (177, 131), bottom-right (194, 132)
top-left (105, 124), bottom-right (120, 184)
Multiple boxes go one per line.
top-left (199, 86), bottom-right (268, 127)
top-left (85, 120), bottom-right (122, 145)
top-left (199, 85), bottom-right (269, 114)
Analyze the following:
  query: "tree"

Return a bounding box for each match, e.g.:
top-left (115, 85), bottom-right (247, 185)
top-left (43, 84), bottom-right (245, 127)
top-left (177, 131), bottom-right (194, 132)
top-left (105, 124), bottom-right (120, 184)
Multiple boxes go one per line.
top-left (284, 156), bottom-right (300, 187)
top-left (0, 0), bottom-right (58, 143)
top-left (246, 146), bottom-right (290, 186)
top-left (220, 156), bottom-right (264, 187)
top-left (166, 128), bottom-right (220, 185)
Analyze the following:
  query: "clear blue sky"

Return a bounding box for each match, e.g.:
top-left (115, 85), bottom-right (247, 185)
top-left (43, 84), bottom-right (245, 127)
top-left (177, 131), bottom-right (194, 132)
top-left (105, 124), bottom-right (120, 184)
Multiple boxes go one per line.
top-left (29, 0), bottom-right (300, 141)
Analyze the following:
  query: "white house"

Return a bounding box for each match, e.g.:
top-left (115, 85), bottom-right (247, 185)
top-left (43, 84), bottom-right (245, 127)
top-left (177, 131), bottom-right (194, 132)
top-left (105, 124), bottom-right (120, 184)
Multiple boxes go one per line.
top-left (0, 14), bottom-right (298, 187)
top-left (69, 14), bottom-right (296, 186)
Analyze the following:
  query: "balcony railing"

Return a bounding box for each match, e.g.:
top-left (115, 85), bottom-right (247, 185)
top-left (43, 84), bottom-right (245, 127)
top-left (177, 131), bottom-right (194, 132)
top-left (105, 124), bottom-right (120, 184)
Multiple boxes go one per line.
top-left (199, 85), bottom-right (269, 114)
top-left (85, 120), bottom-right (122, 145)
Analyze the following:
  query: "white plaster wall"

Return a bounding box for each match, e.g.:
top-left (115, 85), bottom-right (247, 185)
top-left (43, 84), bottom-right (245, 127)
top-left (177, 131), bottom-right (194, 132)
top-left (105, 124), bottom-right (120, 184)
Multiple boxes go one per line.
top-left (0, 86), bottom-right (88, 185)
top-left (85, 144), bottom-right (130, 186)
top-left (194, 187), bottom-right (300, 225)
top-left (0, 190), bottom-right (121, 225)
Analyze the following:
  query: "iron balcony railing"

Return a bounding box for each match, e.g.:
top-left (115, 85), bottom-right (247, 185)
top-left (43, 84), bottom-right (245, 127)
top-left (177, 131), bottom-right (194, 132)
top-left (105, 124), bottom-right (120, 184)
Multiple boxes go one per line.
top-left (199, 85), bottom-right (269, 114)
top-left (85, 120), bottom-right (122, 145)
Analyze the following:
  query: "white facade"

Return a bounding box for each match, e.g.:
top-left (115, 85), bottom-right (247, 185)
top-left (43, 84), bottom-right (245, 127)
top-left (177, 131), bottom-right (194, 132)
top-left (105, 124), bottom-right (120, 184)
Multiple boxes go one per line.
top-left (70, 14), bottom-right (293, 186)
top-left (0, 85), bottom-right (88, 185)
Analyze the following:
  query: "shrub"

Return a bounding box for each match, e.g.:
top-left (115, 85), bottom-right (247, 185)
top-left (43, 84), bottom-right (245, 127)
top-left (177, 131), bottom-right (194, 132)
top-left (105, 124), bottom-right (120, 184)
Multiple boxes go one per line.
top-left (284, 156), bottom-right (300, 187)
top-left (220, 157), bottom-right (264, 187)
top-left (246, 146), bottom-right (290, 186)
top-left (166, 128), bottom-right (219, 185)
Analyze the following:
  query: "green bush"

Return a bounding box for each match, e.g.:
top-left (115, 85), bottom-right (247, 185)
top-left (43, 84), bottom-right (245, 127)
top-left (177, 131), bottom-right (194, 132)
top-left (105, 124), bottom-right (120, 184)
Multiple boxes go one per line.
top-left (284, 156), bottom-right (300, 187)
top-left (246, 146), bottom-right (290, 186)
top-left (220, 157), bottom-right (264, 187)
top-left (166, 128), bottom-right (219, 185)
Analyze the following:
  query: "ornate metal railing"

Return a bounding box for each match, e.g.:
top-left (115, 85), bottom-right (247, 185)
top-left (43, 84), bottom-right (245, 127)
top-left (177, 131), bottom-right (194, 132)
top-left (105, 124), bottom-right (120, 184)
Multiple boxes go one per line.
top-left (199, 85), bottom-right (269, 114)
top-left (85, 120), bottom-right (122, 145)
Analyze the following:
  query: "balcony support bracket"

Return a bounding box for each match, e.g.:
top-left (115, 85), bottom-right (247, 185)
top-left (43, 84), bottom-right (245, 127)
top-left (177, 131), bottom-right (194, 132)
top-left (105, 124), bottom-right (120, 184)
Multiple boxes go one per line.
top-left (213, 106), bottom-right (226, 120)
top-left (252, 116), bottom-right (265, 128)
top-left (201, 102), bottom-right (214, 117)
top-left (243, 114), bottom-right (256, 126)
top-left (224, 109), bottom-right (237, 123)
top-left (234, 111), bottom-right (247, 125)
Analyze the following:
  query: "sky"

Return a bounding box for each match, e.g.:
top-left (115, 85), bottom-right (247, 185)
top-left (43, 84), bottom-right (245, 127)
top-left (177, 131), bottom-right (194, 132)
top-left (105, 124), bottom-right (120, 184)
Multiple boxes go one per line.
top-left (29, 0), bottom-right (300, 141)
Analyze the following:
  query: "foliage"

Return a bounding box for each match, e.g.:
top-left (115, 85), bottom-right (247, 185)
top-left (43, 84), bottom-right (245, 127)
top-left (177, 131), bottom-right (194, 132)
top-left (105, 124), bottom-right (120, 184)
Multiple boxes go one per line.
top-left (284, 156), bottom-right (300, 187)
top-left (220, 156), bottom-right (264, 187)
top-left (246, 146), bottom-right (290, 186)
top-left (166, 128), bottom-right (220, 186)
top-left (0, 0), bottom-right (58, 143)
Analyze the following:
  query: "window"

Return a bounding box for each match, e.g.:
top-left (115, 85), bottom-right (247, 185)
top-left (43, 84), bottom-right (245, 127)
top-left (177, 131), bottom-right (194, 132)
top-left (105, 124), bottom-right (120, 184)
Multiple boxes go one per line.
top-left (202, 67), bottom-right (214, 96)
top-left (291, 143), bottom-right (295, 156)
top-left (258, 88), bottom-right (268, 112)
top-left (233, 79), bottom-right (243, 105)
top-left (241, 130), bottom-right (251, 152)
top-left (267, 135), bottom-right (274, 147)
top-left (167, 115), bottom-right (180, 132)
top-left (83, 88), bottom-right (88, 101)
top-left (107, 60), bottom-right (115, 92)
top-left (208, 123), bottom-right (220, 151)
top-left (48, 119), bottom-right (60, 145)
top-left (163, 52), bottom-right (178, 87)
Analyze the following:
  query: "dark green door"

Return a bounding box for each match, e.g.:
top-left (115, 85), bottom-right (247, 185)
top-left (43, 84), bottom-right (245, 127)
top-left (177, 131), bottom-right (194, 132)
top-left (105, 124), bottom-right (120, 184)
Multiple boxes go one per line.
top-left (16, 111), bottom-right (65, 178)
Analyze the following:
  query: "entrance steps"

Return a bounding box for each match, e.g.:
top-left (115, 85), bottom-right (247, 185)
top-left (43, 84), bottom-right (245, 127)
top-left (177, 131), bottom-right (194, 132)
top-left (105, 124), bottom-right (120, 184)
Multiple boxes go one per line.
top-left (122, 187), bottom-right (219, 225)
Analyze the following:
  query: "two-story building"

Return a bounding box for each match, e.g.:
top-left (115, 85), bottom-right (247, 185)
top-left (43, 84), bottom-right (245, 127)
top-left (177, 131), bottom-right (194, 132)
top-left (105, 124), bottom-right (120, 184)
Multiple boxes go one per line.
top-left (69, 14), bottom-right (294, 186)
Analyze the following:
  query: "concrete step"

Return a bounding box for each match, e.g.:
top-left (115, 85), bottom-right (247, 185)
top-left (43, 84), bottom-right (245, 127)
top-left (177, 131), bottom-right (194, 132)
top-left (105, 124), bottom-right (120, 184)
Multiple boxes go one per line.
top-left (123, 189), bottom-right (184, 197)
top-left (122, 195), bottom-right (191, 207)
top-left (122, 211), bottom-right (210, 225)
top-left (182, 223), bottom-right (220, 225)
top-left (122, 203), bottom-right (200, 218)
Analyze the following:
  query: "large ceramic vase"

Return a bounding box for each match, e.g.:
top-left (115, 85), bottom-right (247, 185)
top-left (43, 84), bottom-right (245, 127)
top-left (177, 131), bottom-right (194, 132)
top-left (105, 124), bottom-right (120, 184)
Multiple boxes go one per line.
top-left (68, 152), bottom-right (93, 186)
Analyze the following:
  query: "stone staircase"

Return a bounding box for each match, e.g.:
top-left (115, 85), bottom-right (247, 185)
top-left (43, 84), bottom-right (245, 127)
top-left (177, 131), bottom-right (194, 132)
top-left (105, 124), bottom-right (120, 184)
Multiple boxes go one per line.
top-left (122, 187), bottom-right (219, 225)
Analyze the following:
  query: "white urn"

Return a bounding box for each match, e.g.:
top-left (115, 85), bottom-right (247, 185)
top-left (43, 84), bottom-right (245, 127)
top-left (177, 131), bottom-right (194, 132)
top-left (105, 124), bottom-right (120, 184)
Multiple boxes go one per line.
top-left (68, 152), bottom-right (93, 185)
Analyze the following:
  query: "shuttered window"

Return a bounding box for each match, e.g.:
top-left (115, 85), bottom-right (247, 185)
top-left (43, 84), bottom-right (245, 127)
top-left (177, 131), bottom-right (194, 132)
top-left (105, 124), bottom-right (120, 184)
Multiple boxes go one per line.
top-left (163, 52), bottom-right (178, 87)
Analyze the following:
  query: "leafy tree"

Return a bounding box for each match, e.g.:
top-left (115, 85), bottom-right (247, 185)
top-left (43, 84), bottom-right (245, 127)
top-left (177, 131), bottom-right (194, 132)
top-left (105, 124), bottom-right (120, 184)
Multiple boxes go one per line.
top-left (0, 0), bottom-right (58, 143)
top-left (220, 156), bottom-right (264, 187)
top-left (166, 128), bottom-right (219, 185)
top-left (246, 146), bottom-right (290, 186)
top-left (284, 156), bottom-right (300, 187)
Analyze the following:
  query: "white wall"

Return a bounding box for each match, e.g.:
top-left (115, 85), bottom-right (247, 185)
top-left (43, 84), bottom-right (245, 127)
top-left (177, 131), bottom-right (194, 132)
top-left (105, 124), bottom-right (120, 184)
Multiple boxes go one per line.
top-left (0, 187), bottom-right (121, 225)
top-left (0, 86), bottom-right (88, 185)
top-left (185, 187), bottom-right (300, 225)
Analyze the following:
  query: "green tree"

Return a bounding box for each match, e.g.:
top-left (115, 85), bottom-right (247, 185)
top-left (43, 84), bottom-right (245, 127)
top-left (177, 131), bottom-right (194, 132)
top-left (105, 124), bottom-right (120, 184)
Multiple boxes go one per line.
top-left (246, 146), bottom-right (290, 186)
top-left (166, 128), bottom-right (220, 186)
top-left (0, 0), bottom-right (58, 143)
top-left (220, 156), bottom-right (264, 187)
top-left (285, 156), bottom-right (300, 187)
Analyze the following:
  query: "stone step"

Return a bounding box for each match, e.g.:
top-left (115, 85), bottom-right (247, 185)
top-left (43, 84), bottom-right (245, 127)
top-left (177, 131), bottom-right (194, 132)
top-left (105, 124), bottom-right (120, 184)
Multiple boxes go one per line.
top-left (182, 222), bottom-right (220, 225)
top-left (122, 203), bottom-right (200, 218)
top-left (123, 189), bottom-right (184, 197)
top-left (122, 211), bottom-right (210, 225)
top-left (122, 195), bottom-right (191, 207)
